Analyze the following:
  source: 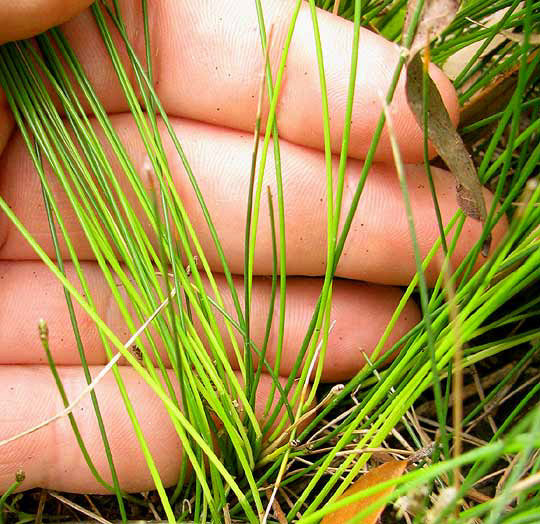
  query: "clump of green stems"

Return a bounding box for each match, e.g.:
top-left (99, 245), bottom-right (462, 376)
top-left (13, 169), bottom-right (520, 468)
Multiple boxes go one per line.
top-left (0, 0), bottom-right (539, 522)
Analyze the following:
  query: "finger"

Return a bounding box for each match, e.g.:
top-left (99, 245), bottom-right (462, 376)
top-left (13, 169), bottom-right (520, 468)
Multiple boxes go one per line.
top-left (0, 262), bottom-right (420, 382)
top-left (1, 0), bottom-right (458, 163)
top-left (0, 115), bottom-right (507, 285)
top-left (0, 366), bottom-right (298, 493)
top-left (0, 0), bottom-right (92, 153)
top-left (0, 0), bottom-right (93, 45)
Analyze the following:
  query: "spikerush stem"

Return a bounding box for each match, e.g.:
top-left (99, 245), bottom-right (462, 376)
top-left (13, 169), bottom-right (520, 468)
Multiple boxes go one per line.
top-left (96, 5), bottom-right (266, 476)
top-left (0, 471), bottom-right (25, 524)
top-left (245, 26), bottom-right (272, 408)
top-left (0, 9), bottom-right (264, 520)
top-left (262, 0), bottom-right (364, 440)
top-left (252, 0), bottom-right (297, 428)
top-left (0, 48), bottom-right (153, 505)
top-left (252, 187), bottom-right (279, 419)
top-left (2, 0), bottom-right (540, 520)
top-left (39, 177), bottom-right (128, 520)
top-left (99, 3), bottom-right (248, 382)
top-left (0, 190), bottom-right (260, 522)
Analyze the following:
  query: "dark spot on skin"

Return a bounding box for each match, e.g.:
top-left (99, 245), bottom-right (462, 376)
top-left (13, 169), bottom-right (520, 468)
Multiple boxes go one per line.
top-left (360, 223), bottom-right (364, 227)
top-left (131, 344), bottom-right (143, 362)
top-left (417, 184), bottom-right (425, 189)
top-left (216, 107), bottom-right (220, 111)
top-left (320, 198), bottom-right (323, 202)
top-left (365, 249), bottom-right (369, 253)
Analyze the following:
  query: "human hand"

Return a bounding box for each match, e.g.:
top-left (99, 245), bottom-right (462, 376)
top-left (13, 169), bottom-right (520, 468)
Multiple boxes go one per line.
top-left (0, 0), bottom-right (506, 494)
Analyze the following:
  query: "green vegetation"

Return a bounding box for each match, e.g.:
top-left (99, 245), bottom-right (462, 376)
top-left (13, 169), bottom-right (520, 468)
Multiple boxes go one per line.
top-left (1, 0), bottom-right (539, 522)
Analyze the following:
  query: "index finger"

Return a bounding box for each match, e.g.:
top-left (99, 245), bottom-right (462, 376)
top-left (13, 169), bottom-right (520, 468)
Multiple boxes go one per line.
top-left (52, 0), bottom-right (458, 162)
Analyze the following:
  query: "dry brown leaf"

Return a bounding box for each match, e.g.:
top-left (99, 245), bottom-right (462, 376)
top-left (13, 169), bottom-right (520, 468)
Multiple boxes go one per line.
top-left (460, 49), bottom-right (540, 136)
top-left (460, 61), bottom-right (523, 131)
top-left (500, 30), bottom-right (540, 45)
top-left (443, 4), bottom-right (520, 80)
top-left (406, 55), bottom-right (490, 248)
top-left (404, 0), bottom-right (491, 255)
top-left (321, 460), bottom-right (407, 524)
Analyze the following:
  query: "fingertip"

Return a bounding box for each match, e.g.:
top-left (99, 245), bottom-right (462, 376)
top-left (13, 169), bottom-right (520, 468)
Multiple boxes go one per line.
top-left (470, 186), bottom-right (509, 267)
top-left (425, 174), bottom-right (509, 284)
top-left (0, 367), bottom-right (183, 494)
top-left (484, 185), bottom-right (509, 239)
top-left (0, 366), bottom-right (314, 494)
top-left (320, 281), bottom-right (421, 382)
top-left (460, 185), bottom-right (509, 268)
